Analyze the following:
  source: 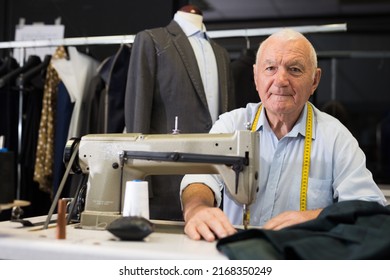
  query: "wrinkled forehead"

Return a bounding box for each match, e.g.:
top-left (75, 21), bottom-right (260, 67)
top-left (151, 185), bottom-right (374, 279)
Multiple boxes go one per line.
top-left (257, 35), bottom-right (316, 68)
top-left (262, 38), bottom-right (306, 59)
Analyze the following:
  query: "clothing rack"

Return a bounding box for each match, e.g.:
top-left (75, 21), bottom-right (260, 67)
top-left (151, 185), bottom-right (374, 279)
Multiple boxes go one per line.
top-left (0, 23), bottom-right (346, 202)
top-left (0, 23), bottom-right (346, 50)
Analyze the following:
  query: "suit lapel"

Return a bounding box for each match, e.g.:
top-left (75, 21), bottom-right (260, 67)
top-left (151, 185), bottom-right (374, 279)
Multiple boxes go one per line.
top-left (166, 21), bottom-right (209, 109)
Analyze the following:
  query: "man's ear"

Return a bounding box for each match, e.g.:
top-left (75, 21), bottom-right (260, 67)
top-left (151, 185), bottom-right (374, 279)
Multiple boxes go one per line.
top-left (312, 68), bottom-right (322, 93)
top-left (253, 64), bottom-right (259, 91)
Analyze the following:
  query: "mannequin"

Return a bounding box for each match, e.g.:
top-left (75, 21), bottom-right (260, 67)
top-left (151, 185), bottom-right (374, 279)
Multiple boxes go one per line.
top-left (124, 5), bottom-right (234, 221)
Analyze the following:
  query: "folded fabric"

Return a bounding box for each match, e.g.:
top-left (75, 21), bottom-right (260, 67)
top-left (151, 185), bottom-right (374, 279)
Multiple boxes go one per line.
top-left (217, 200), bottom-right (390, 259)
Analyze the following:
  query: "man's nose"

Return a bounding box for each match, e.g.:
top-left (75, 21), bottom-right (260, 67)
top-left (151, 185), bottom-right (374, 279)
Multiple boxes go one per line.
top-left (274, 69), bottom-right (289, 87)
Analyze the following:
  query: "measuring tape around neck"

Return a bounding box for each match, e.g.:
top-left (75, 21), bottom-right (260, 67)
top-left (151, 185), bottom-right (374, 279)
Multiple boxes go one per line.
top-left (251, 102), bottom-right (313, 211)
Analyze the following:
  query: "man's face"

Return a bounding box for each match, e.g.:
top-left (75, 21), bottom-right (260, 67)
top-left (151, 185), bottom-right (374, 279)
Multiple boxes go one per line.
top-left (253, 37), bottom-right (321, 118)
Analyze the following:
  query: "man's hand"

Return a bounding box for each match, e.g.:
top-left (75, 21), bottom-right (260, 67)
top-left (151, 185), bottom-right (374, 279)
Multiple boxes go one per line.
top-left (182, 183), bottom-right (237, 242)
top-left (263, 209), bottom-right (322, 230)
top-left (184, 205), bottom-right (237, 242)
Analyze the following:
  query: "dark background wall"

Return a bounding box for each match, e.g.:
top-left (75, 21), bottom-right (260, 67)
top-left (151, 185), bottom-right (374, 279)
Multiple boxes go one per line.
top-left (0, 0), bottom-right (189, 37)
top-left (0, 0), bottom-right (389, 184)
top-left (0, 0), bottom-right (188, 59)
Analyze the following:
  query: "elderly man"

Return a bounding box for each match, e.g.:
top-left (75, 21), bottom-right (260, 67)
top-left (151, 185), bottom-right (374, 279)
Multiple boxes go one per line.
top-left (180, 29), bottom-right (387, 242)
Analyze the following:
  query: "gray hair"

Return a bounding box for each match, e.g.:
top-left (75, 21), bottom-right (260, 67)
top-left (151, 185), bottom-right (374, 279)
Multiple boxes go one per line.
top-left (256, 28), bottom-right (318, 71)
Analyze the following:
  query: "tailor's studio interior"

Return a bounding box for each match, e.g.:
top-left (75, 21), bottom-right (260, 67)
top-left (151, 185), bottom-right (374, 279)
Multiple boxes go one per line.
top-left (0, 0), bottom-right (390, 260)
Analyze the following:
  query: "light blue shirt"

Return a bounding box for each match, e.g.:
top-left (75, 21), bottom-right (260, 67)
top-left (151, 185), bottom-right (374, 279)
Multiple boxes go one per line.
top-left (174, 13), bottom-right (219, 123)
top-left (181, 102), bottom-right (387, 226)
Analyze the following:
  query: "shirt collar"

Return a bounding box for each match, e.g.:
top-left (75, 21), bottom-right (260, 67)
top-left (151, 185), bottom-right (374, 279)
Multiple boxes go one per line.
top-left (255, 102), bottom-right (316, 140)
top-left (174, 12), bottom-right (207, 37)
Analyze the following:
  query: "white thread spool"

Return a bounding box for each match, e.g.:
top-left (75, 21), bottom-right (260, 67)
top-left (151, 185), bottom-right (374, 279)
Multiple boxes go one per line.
top-left (122, 180), bottom-right (149, 219)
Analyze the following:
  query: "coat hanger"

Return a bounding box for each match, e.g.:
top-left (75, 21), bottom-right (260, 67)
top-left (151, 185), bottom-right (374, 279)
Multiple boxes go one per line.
top-left (241, 36), bottom-right (255, 58)
top-left (0, 55), bottom-right (41, 88)
top-left (0, 56), bottom-right (19, 77)
top-left (16, 54), bottom-right (51, 86)
top-left (246, 36), bottom-right (250, 49)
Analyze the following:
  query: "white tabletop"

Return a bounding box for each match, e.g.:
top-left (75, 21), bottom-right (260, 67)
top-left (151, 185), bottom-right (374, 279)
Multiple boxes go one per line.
top-left (0, 216), bottom-right (227, 260)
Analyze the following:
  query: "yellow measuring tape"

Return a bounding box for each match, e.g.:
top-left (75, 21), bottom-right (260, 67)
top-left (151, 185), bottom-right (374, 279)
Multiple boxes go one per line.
top-left (251, 102), bottom-right (313, 211)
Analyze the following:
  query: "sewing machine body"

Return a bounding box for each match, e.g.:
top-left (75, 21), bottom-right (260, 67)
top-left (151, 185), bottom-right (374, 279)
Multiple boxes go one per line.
top-left (77, 131), bottom-right (259, 229)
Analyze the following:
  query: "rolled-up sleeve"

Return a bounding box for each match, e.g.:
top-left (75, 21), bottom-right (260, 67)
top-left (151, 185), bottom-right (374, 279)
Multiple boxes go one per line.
top-left (180, 174), bottom-right (224, 208)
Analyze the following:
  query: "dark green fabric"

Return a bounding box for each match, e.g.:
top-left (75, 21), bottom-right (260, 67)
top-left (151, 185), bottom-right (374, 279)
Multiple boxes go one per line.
top-left (217, 200), bottom-right (390, 260)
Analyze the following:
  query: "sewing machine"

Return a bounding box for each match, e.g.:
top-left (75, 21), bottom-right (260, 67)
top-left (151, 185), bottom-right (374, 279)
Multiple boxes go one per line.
top-left (66, 130), bottom-right (259, 229)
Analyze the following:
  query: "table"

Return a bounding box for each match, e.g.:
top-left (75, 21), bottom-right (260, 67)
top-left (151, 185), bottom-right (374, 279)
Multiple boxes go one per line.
top-left (0, 215), bottom-right (227, 260)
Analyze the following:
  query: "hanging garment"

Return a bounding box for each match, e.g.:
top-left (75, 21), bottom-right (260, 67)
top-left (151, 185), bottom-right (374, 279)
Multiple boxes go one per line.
top-left (216, 200), bottom-right (390, 260)
top-left (0, 55), bottom-right (41, 154)
top-left (51, 47), bottom-right (100, 139)
top-left (0, 58), bottom-right (17, 206)
top-left (231, 49), bottom-right (259, 109)
top-left (0, 57), bottom-right (19, 221)
top-left (20, 57), bottom-right (52, 216)
top-left (52, 81), bottom-right (74, 196)
top-left (34, 47), bottom-right (67, 194)
top-left (377, 113), bottom-right (390, 181)
top-left (97, 56), bottom-right (111, 133)
top-left (0, 56), bottom-right (19, 152)
top-left (0, 56), bottom-right (19, 77)
top-left (83, 73), bottom-right (105, 134)
top-left (0, 55), bottom-right (41, 88)
top-left (0, 55), bottom-right (44, 215)
top-left (98, 43), bottom-right (131, 133)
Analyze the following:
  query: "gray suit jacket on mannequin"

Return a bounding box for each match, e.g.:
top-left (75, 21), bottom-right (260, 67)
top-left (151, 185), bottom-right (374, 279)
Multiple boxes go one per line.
top-left (124, 20), bottom-right (235, 220)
